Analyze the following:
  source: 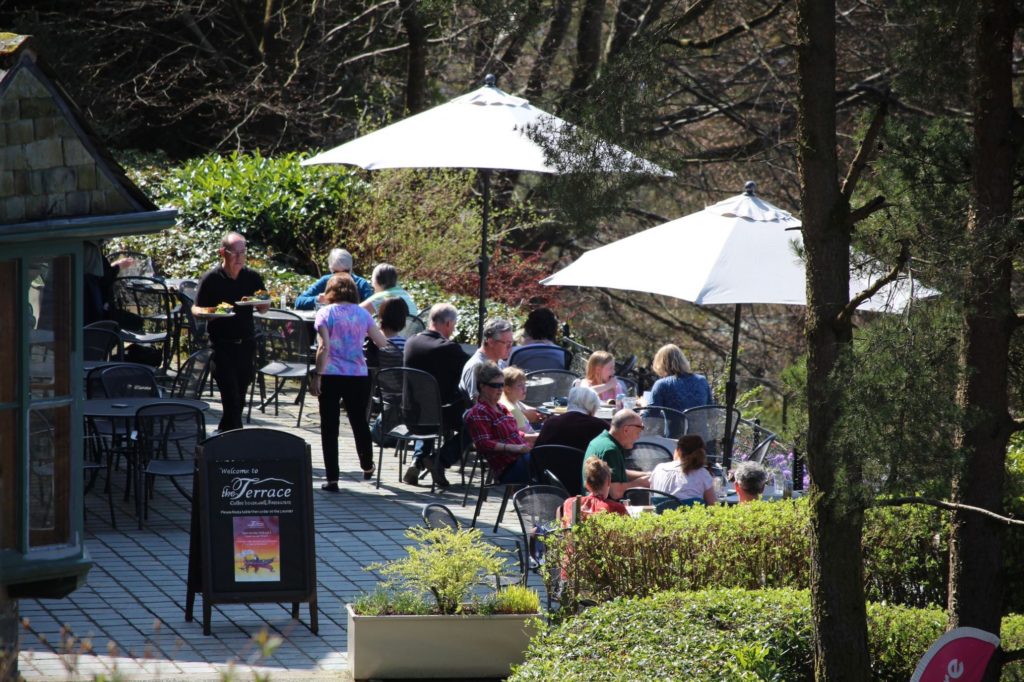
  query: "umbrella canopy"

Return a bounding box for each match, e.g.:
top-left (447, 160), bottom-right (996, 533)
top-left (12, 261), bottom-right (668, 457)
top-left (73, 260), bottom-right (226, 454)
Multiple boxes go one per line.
top-left (542, 182), bottom-right (935, 464)
top-left (303, 75), bottom-right (670, 342)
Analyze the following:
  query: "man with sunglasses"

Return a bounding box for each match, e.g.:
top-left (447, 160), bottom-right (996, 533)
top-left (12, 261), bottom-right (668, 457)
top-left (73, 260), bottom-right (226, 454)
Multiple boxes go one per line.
top-left (193, 231), bottom-right (268, 432)
top-left (583, 408), bottom-right (650, 499)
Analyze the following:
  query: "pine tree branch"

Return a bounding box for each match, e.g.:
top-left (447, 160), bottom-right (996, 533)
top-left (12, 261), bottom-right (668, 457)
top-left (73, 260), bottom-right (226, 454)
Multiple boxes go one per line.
top-left (873, 497), bottom-right (1024, 527)
top-left (841, 99), bottom-right (888, 200)
top-left (836, 241), bottom-right (909, 326)
top-left (664, 0), bottom-right (789, 50)
top-left (848, 195), bottom-right (887, 224)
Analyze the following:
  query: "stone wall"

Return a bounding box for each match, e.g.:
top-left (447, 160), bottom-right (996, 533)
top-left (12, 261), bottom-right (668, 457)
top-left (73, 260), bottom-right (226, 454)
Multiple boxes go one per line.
top-left (0, 62), bottom-right (135, 224)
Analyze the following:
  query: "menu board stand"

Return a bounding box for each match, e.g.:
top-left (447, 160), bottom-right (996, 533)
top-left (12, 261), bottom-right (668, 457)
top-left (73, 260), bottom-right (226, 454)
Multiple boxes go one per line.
top-left (185, 428), bottom-right (318, 635)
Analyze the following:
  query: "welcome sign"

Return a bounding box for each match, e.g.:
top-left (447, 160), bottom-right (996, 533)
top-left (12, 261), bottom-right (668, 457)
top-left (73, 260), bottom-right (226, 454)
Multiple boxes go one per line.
top-left (186, 429), bottom-right (317, 635)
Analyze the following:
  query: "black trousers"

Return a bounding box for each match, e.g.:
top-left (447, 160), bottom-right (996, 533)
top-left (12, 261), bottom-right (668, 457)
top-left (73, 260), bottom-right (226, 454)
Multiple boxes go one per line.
top-left (211, 338), bottom-right (256, 432)
top-left (318, 374), bottom-right (374, 481)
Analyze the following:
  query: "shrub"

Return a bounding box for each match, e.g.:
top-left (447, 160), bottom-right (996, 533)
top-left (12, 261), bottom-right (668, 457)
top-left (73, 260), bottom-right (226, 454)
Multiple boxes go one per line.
top-left (547, 499), bottom-right (951, 612)
top-left (485, 584), bottom-right (542, 615)
top-left (511, 589), bottom-right (1024, 681)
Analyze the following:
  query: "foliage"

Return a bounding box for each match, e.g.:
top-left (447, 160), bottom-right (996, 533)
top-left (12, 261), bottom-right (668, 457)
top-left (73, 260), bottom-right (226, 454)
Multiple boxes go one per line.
top-left (364, 526), bottom-right (509, 615)
top-left (547, 499), bottom-right (955, 612)
top-left (402, 279), bottom-right (526, 345)
top-left (512, 589), bottom-right (1024, 681)
top-left (352, 588), bottom-right (432, 616)
top-left (484, 584), bottom-right (541, 615)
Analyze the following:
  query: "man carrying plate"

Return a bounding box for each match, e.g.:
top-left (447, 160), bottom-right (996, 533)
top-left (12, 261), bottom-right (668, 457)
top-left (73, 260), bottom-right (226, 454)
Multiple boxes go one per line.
top-left (193, 231), bottom-right (270, 432)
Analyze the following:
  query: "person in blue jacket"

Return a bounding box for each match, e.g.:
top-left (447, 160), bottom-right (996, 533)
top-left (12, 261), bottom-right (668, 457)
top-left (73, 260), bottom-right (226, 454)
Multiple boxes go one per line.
top-left (294, 248), bottom-right (373, 309)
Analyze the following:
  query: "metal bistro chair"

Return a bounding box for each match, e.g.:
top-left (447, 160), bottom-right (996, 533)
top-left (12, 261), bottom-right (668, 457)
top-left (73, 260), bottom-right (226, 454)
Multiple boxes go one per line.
top-left (681, 405), bottom-right (742, 466)
top-left (111, 276), bottom-right (175, 370)
top-left (624, 441), bottom-right (673, 473)
top-left (529, 444), bottom-right (585, 497)
top-left (733, 417), bottom-right (777, 465)
top-left (524, 369), bottom-right (579, 406)
top-left (249, 310), bottom-right (313, 427)
top-left (83, 327), bottom-right (124, 362)
top-left (512, 485), bottom-right (569, 590)
top-left (466, 447), bottom-right (525, 532)
top-left (637, 406), bottom-right (688, 440)
top-left (169, 348), bottom-right (213, 400)
top-left (400, 314), bottom-right (425, 338)
top-left (97, 364), bottom-right (162, 502)
top-left (509, 345), bottom-right (573, 372)
top-left (421, 503), bottom-right (527, 589)
top-left (174, 280), bottom-right (206, 355)
top-left (621, 487), bottom-right (686, 512)
top-left (132, 402), bottom-right (206, 529)
top-left (373, 367), bottom-right (449, 492)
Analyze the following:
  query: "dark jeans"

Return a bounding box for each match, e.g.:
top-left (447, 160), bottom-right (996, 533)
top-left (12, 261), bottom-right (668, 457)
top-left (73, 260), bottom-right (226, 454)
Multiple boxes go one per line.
top-left (318, 374), bottom-right (374, 481)
top-left (413, 402), bottom-right (467, 467)
top-left (211, 338), bottom-right (256, 432)
top-left (498, 453), bottom-right (533, 484)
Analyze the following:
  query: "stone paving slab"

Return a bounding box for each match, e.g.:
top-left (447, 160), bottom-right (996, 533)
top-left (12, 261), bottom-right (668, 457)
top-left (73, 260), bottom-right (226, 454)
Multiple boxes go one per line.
top-left (17, 390), bottom-right (534, 680)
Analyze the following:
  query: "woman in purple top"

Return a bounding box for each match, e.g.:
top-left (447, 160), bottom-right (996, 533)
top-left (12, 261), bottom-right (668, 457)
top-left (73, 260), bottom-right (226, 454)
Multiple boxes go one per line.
top-left (648, 344), bottom-right (713, 413)
top-left (310, 274), bottom-right (390, 491)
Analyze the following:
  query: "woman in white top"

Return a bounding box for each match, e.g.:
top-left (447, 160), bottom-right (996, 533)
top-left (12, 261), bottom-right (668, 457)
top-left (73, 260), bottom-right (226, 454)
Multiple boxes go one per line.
top-left (499, 366), bottom-right (539, 444)
top-left (649, 434), bottom-right (716, 505)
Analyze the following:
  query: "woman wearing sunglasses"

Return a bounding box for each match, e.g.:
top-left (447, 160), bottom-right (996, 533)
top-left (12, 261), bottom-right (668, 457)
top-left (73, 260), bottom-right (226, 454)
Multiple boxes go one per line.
top-left (464, 362), bottom-right (532, 484)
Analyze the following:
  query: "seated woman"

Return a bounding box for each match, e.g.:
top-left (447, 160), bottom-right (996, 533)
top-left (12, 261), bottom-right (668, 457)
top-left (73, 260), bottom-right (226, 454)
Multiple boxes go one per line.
top-left (649, 434), bottom-right (716, 506)
top-left (534, 386), bottom-right (607, 453)
top-left (464, 362), bottom-right (532, 484)
top-left (360, 263), bottom-right (419, 316)
top-left (365, 296), bottom-right (408, 369)
top-left (648, 344), bottom-right (712, 412)
top-left (577, 351), bottom-right (625, 402)
top-left (560, 458), bottom-right (629, 526)
top-left (499, 367), bottom-right (539, 444)
top-left (510, 308), bottom-right (567, 371)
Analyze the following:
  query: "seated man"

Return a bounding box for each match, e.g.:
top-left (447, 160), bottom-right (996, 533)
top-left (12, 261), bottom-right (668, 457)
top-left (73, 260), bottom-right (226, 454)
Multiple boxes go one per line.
top-left (583, 409), bottom-right (649, 499)
top-left (534, 386), bottom-right (607, 452)
top-left (733, 460), bottom-right (769, 503)
top-left (294, 248), bottom-right (372, 309)
top-left (560, 458), bottom-right (628, 526)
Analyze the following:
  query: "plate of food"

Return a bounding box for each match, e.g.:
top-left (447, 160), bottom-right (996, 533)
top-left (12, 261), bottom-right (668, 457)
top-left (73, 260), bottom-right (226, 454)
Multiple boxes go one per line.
top-left (194, 303), bottom-right (235, 318)
top-left (234, 290), bottom-right (273, 306)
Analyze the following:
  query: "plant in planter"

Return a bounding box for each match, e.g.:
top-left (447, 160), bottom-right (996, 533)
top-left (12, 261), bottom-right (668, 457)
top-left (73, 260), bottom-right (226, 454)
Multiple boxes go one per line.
top-left (347, 525), bottom-right (542, 680)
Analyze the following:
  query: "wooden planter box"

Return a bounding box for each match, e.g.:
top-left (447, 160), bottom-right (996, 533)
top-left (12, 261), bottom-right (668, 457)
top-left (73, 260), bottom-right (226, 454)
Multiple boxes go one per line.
top-left (346, 603), bottom-right (540, 680)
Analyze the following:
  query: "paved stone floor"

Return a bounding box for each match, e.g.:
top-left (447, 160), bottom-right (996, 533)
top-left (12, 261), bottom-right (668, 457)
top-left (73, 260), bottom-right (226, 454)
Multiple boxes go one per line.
top-left (17, 388), bottom-right (528, 681)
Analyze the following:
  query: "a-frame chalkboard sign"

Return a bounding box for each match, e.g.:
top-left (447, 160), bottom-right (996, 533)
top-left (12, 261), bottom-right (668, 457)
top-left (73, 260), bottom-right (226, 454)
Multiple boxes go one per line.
top-left (186, 428), bottom-right (318, 635)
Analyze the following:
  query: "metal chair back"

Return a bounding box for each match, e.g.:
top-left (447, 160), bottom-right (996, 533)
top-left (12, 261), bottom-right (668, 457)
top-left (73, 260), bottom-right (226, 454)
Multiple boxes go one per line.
top-left (84, 327), bottom-right (123, 362)
top-left (529, 444), bottom-right (585, 497)
top-left (512, 485), bottom-right (569, 574)
top-left (170, 348), bottom-right (213, 399)
top-left (422, 503), bottom-right (460, 529)
top-left (133, 402), bottom-right (205, 529)
top-left (621, 487), bottom-right (684, 512)
top-left (624, 441), bottom-right (673, 472)
top-left (111, 276), bottom-right (174, 369)
top-left (524, 369), bottom-right (579, 405)
top-left (372, 367), bottom-right (445, 488)
top-left (99, 364), bottom-right (160, 398)
top-left (251, 309), bottom-right (312, 426)
top-left (400, 314), bottom-right (425, 338)
top-left (637, 406), bottom-right (688, 440)
top-left (681, 405), bottom-right (742, 465)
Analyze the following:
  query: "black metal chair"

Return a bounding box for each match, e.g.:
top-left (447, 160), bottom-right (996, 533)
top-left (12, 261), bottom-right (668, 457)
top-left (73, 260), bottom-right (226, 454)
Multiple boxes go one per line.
top-left (539, 469), bottom-right (570, 497)
top-left (169, 348), bottom-right (213, 400)
top-left (249, 309), bottom-right (313, 427)
top-left (174, 281), bottom-right (206, 355)
top-left (422, 502), bottom-right (527, 588)
top-left (467, 451), bottom-right (525, 532)
top-left (524, 369), bottom-right (579, 405)
top-left (111, 276), bottom-right (174, 370)
top-left (681, 405), bottom-right (742, 465)
top-left (624, 441), bottom-right (673, 473)
top-left (400, 314), bottom-right (425, 338)
top-left (509, 345), bottom-right (572, 372)
top-left (132, 403), bottom-right (205, 529)
top-left (512, 485), bottom-right (569, 588)
top-left (637, 406), bottom-right (688, 440)
top-left (621, 486), bottom-right (685, 512)
top-left (529, 444), bottom-right (585, 496)
top-left (83, 327), bottom-right (124, 362)
top-left (373, 367), bottom-right (450, 491)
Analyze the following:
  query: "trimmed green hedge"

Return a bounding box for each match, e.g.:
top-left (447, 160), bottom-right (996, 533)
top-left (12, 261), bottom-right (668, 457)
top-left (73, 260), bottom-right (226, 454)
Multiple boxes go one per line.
top-left (511, 589), bottom-right (1024, 681)
top-left (547, 499), bottom-right (949, 611)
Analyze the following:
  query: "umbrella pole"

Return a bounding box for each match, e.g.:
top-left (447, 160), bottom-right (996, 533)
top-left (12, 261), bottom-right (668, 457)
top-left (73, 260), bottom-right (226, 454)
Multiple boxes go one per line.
top-left (477, 170), bottom-right (491, 345)
top-left (722, 303), bottom-right (741, 470)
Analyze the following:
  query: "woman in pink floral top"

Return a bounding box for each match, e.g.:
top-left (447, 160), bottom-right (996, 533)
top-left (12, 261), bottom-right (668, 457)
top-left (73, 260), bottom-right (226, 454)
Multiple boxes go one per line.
top-left (464, 362), bottom-right (532, 484)
top-left (310, 274), bottom-right (389, 491)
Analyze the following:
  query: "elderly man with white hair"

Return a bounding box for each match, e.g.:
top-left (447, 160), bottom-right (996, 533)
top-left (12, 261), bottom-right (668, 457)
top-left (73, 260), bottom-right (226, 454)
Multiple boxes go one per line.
top-left (534, 386), bottom-right (608, 453)
top-left (294, 248), bottom-right (373, 309)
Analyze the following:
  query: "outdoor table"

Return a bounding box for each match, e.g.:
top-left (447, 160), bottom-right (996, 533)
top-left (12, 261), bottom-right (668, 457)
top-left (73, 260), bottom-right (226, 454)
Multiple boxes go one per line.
top-left (525, 376), bottom-right (553, 388)
top-left (83, 397), bottom-right (209, 419)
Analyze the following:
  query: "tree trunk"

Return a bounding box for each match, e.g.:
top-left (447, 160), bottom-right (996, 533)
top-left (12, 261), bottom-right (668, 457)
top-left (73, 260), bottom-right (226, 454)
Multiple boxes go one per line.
top-left (948, 0), bottom-right (1015, 662)
top-left (526, 0), bottom-right (572, 100)
top-left (400, 0), bottom-right (427, 114)
top-left (569, 0), bottom-right (606, 95)
top-left (796, 0), bottom-right (871, 678)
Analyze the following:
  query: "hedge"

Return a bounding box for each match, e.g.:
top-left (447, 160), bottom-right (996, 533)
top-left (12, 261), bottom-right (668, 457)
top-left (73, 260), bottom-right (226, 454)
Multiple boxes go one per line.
top-left (546, 499), bottom-right (950, 612)
top-left (510, 589), bottom-right (1024, 681)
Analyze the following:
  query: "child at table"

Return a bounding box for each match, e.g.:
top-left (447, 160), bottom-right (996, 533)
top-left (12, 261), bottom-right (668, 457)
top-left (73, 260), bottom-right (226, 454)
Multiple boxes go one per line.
top-left (560, 458), bottom-right (629, 526)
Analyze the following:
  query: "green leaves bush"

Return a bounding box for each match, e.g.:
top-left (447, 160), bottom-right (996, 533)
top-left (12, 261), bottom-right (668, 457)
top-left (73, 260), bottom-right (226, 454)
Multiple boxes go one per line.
top-left (548, 499), bottom-right (951, 612)
top-left (510, 589), bottom-right (1024, 681)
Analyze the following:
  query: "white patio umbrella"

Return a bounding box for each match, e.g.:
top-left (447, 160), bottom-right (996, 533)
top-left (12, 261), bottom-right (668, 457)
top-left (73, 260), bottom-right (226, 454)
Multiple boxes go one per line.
top-left (542, 181), bottom-right (934, 464)
top-left (302, 74), bottom-right (670, 342)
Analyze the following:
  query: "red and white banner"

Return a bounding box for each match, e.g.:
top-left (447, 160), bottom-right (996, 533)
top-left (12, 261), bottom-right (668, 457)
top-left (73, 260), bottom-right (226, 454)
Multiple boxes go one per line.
top-left (910, 627), bottom-right (1000, 682)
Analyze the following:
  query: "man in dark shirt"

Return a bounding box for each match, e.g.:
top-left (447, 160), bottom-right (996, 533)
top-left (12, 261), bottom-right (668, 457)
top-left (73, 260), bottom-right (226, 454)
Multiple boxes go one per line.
top-left (402, 303), bottom-right (470, 486)
top-left (193, 231), bottom-right (268, 432)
